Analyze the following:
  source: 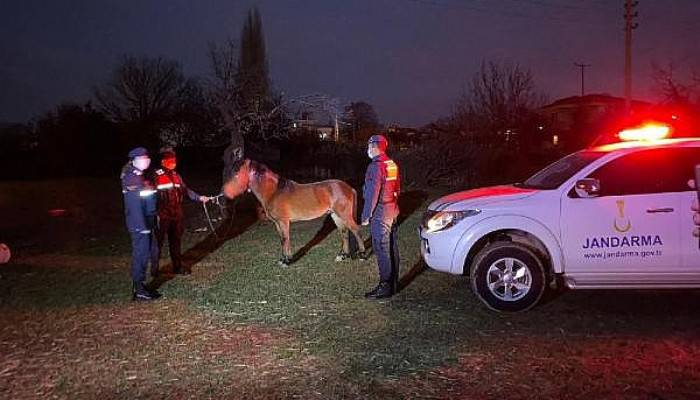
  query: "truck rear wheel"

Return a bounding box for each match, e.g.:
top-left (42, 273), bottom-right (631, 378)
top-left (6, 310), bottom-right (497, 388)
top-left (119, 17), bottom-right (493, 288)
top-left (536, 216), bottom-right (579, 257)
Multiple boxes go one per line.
top-left (470, 241), bottom-right (546, 312)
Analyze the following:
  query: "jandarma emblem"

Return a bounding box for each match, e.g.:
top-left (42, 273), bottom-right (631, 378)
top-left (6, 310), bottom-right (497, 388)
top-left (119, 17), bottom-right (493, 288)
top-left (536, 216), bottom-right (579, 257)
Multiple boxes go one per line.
top-left (614, 199), bottom-right (632, 233)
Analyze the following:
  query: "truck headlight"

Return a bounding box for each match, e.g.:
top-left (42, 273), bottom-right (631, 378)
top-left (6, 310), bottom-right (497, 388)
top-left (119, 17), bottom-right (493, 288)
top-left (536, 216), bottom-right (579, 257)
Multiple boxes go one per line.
top-left (424, 210), bottom-right (480, 233)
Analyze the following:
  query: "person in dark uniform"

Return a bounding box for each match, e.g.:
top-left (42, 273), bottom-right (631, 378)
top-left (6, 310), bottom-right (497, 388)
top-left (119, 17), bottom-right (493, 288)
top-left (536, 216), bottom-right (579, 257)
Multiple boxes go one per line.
top-left (121, 147), bottom-right (160, 301)
top-left (152, 149), bottom-right (210, 275)
top-left (361, 134), bottom-right (401, 299)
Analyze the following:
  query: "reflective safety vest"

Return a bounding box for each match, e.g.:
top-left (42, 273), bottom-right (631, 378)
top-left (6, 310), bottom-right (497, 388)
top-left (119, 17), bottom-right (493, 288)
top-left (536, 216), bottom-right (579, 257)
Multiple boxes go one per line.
top-left (380, 158), bottom-right (400, 204)
top-left (362, 154), bottom-right (401, 222)
top-left (154, 169), bottom-right (199, 219)
top-left (155, 169), bottom-right (184, 191)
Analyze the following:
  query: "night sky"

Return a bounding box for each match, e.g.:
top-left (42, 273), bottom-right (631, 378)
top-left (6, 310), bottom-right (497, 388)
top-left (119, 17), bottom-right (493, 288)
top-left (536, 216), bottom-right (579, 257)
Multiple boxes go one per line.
top-left (1, 0), bottom-right (699, 126)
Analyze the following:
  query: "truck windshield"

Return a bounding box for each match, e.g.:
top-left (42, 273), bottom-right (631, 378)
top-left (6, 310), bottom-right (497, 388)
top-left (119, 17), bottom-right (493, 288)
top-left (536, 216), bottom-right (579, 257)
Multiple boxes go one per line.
top-left (518, 151), bottom-right (605, 190)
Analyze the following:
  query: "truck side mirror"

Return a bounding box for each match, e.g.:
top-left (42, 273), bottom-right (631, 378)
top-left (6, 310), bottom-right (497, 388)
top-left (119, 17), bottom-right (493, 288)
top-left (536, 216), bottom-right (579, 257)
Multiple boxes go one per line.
top-left (574, 178), bottom-right (601, 198)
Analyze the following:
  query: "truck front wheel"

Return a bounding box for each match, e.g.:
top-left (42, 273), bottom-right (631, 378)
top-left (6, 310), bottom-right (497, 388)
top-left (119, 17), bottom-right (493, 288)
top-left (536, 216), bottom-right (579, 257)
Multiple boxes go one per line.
top-left (470, 242), bottom-right (546, 312)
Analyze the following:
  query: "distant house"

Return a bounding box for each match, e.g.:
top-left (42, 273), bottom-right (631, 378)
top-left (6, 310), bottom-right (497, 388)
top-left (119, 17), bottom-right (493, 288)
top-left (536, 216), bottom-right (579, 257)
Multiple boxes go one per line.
top-left (538, 94), bottom-right (653, 150)
top-left (315, 125), bottom-right (335, 141)
top-left (291, 113), bottom-right (338, 141)
top-left (385, 125), bottom-right (421, 150)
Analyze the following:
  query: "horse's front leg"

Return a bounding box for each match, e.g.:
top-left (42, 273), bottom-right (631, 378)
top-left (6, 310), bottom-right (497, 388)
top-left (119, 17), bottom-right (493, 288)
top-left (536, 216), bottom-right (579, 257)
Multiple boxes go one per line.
top-left (274, 219), bottom-right (292, 266)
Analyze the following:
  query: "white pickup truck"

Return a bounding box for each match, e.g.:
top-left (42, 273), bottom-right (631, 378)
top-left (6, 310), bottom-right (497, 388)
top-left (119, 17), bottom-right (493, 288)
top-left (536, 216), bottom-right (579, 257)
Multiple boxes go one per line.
top-left (419, 132), bottom-right (700, 312)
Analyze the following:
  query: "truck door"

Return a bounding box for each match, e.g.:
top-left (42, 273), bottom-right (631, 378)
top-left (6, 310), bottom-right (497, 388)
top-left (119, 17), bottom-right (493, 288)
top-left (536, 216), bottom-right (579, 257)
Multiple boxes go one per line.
top-left (680, 147), bottom-right (700, 269)
top-left (561, 148), bottom-right (686, 279)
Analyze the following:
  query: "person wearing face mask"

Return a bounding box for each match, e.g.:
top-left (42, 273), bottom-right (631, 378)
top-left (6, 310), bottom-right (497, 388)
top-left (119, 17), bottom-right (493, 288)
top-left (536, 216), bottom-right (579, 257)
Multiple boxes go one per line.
top-left (152, 149), bottom-right (210, 275)
top-left (361, 134), bottom-right (401, 299)
top-left (121, 147), bottom-right (160, 301)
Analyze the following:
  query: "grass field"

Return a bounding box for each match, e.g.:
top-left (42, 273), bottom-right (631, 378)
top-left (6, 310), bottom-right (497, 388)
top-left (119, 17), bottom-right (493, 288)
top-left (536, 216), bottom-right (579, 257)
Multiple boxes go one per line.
top-left (2, 177), bottom-right (700, 399)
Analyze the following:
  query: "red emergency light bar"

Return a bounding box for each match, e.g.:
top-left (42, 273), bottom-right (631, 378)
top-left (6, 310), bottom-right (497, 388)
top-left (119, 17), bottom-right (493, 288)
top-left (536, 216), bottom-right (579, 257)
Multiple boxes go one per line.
top-left (618, 123), bottom-right (671, 142)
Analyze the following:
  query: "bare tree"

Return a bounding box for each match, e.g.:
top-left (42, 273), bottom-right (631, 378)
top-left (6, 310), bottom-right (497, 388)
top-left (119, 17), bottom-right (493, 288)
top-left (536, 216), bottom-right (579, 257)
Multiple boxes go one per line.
top-left (211, 8), bottom-right (357, 180)
top-left (393, 118), bottom-right (482, 188)
top-left (652, 61), bottom-right (698, 105)
top-left (341, 101), bottom-right (380, 143)
top-left (94, 56), bottom-right (194, 124)
top-left (159, 81), bottom-right (226, 148)
top-left (210, 48), bottom-right (342, 177)
top-left (209, 39), bottom-right (245, 176)
top-left (209, 8), bottom-right (283, 142)
top-left (94, 55), bottom-right (203, 147)
top-left (398, 60), bottom-right (548, 189)
top-left (210, 42), bottom-right (293, 182)
top-left (454, 60), bottom-right (545, 145)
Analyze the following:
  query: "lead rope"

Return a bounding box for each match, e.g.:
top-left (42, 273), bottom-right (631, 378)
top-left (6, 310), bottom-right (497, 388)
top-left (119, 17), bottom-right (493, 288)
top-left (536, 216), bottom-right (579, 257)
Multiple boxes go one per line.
top-left (204, 193), bottom-right (234, 242)
top-left (212, 193), bottom-right (235, 240)
top-left (202, 199), bottom-right (219, 241)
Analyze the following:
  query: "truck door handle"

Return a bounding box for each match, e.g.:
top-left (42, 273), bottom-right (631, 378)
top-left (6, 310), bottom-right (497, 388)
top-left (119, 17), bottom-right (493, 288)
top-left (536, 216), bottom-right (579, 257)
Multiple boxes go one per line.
top-left (646, 208), bottom-right (674, 213)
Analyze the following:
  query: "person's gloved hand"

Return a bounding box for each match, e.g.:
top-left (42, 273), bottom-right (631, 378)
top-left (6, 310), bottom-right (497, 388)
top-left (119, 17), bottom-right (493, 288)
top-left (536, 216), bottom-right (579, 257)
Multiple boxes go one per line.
top-left (200, 196), bottom-right (210, 203)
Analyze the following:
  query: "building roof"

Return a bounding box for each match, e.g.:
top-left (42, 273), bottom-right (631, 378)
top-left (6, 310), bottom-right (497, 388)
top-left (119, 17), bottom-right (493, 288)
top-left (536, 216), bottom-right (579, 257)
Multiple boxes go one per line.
top-left (540, 93), bottom-right (652, 111)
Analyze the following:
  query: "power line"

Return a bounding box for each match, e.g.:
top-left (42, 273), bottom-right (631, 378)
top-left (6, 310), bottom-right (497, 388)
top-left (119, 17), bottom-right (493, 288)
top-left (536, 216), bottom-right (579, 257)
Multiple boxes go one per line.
top-left (404, 0), bottom-right (613, 27)
top-left (500, 0), bottom-right (614, 13)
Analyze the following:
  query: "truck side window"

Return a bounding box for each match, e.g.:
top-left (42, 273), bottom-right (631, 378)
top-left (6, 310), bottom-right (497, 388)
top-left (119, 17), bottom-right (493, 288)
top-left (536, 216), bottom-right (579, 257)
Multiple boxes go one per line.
top-left (587, 148), bottom-right (699, 196)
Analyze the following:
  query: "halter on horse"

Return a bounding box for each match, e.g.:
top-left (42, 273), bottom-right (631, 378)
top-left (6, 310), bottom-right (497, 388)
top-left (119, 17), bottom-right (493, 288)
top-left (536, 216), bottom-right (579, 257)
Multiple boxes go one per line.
top-left (222, 159), bottom-right (366, 265)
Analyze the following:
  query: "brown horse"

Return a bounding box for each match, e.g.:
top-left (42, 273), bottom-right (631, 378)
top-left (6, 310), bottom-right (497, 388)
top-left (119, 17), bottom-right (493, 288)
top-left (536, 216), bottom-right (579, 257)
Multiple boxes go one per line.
top-left (222, 159), bottom-right (365, 265)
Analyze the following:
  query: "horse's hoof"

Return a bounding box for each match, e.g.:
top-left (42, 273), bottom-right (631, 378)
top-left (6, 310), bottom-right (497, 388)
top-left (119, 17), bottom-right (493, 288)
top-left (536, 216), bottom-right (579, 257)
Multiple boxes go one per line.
top-left (278, 258), bottom-right (291, 267)
top-left (335, 253), bottom-right (350, 262)
top-left (358, 252), bottom-right (369, 261)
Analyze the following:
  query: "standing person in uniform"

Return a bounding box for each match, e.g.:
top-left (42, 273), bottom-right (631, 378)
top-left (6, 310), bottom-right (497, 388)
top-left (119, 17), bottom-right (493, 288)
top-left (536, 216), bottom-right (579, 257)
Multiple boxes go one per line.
top-left (361, 134), bottom-right (401, 299)
top-left (121, 147), bottom-right (160, 301)
top-left (152, 149), bottom-right (210, 275)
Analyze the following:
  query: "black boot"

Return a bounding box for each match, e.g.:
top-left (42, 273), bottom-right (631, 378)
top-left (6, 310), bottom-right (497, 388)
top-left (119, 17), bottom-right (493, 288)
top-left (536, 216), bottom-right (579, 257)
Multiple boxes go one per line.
top-left (358, 250), bottom-right (370, 261)
top-left (146, 284), bottom-right (162, 299)
top-left (132, 283), bottom-right (155, 301)
top-left (364, 281), bottom-right (394, 299)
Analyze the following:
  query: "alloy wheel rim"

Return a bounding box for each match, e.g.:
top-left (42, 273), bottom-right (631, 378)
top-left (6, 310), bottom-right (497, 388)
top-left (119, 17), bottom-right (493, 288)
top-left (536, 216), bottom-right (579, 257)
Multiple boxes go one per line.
top-left (486, 257), bottom-right (532, 302)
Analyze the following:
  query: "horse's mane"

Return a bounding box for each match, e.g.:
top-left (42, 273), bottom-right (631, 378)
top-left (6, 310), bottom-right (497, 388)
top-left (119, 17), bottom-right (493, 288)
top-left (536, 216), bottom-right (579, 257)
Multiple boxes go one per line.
top-left (223, 159), bottom-right (244, 181)
top-left (248, 160), bottom-right (293, 191)
top-left (228, 159), bottom-right (246, 176)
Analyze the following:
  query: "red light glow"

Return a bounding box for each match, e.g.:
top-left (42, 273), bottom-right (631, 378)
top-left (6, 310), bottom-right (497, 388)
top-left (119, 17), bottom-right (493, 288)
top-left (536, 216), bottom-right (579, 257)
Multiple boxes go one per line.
top-left (618, 123), bottom-right (671, 142)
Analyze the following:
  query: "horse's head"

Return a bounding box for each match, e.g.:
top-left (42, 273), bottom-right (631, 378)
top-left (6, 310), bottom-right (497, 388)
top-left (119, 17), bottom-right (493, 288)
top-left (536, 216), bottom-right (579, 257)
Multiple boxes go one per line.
top-left (222, 159), bottom-right (251, 199)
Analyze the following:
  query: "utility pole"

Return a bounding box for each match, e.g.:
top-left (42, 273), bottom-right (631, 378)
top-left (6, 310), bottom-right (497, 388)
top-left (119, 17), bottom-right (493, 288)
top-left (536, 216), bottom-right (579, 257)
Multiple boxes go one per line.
top-left (334, 112), bottom-right (339, 142)
top-left (574, 63), bottom-right (591, 96)
top-left (624, 0), bottom-right (638, 112)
